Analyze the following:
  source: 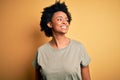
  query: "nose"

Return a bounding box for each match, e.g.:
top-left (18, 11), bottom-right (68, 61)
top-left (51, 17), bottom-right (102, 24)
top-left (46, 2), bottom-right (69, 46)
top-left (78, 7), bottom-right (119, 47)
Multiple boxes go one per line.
top-left (63, 19), bottom-right (68, 25)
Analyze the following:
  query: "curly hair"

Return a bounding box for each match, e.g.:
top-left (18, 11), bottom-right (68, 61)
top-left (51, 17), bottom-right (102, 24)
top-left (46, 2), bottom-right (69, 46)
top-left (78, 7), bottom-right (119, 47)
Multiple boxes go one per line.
top-left (40, 1), bottom-right (72, 37)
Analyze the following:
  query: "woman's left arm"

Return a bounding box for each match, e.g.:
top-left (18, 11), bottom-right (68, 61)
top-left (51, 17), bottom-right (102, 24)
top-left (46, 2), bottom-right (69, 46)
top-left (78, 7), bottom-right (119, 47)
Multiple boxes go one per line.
top-left (81, 65), bottom-right (91, 80)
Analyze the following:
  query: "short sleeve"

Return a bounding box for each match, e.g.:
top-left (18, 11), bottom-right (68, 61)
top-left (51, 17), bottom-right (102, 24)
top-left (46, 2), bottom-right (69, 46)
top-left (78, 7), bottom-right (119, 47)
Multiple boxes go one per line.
top-left (32, 51), bottom-right (39, 69)
top-left (80, 45), bottom-right (91, 67)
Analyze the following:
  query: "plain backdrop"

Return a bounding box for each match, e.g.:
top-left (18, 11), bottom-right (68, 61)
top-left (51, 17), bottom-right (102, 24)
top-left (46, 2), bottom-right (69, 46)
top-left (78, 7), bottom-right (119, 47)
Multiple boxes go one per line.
top-left (0, 0), bottom-right (120, 80)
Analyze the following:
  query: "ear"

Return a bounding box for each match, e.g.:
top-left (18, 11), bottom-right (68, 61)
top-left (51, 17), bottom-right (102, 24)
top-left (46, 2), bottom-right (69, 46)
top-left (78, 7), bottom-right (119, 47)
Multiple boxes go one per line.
top-left (47, 22), bottom-right (52, 28)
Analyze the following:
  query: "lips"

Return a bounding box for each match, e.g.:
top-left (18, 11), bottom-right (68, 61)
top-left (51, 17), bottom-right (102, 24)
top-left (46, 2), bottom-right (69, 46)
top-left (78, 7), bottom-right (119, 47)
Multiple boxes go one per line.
top-left (61, 25), bottom-right (67, 29)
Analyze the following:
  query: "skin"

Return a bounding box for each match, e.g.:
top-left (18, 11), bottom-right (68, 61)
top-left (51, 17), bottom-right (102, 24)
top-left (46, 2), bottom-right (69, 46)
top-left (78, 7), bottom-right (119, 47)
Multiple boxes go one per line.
top-left (47, 11), bottom-right (70, 49)
top-left (35, 68), bottom-right (40, 80)
top-left (35, 11), bottom-right (91, 80)
top-left (81, 65), bottom-right (91, 80)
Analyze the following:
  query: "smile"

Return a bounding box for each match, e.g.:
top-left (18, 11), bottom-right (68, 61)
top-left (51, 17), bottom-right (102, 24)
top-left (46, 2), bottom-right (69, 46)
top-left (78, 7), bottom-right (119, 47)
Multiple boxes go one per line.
top-left (61, 25), bottom-right (67, 29)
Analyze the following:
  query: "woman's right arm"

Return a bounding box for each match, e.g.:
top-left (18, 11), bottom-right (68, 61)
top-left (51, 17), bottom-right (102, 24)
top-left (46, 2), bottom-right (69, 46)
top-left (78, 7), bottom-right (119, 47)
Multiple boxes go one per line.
top-left (35, 68), bottom-right (40, 80)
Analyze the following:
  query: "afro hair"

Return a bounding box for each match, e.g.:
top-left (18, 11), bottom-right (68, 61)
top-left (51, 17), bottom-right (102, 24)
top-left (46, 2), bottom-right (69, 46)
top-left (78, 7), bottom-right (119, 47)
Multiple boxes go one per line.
top-left (40, 1), bottom-right (72, 37)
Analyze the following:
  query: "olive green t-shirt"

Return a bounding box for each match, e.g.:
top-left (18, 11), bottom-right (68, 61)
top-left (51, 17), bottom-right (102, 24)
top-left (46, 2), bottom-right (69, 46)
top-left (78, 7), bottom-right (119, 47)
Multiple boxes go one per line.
top-left (33, 40), bottom-right (91, 80)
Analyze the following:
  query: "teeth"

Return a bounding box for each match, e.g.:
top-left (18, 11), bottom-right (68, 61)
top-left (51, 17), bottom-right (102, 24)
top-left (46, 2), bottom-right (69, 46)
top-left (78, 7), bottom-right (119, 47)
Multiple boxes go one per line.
top-left (61, 26), bottom-right (67, 29)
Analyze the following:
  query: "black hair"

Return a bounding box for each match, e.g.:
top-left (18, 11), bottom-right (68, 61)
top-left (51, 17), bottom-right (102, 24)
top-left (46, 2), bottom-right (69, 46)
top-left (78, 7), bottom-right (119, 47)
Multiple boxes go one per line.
top-left (40, 1), bottom-right (72, 37)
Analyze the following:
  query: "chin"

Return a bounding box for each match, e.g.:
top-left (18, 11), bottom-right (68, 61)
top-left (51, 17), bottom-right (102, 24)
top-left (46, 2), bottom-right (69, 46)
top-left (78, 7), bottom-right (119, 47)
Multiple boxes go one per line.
top-left (61, 31), bottom-right (68, 34)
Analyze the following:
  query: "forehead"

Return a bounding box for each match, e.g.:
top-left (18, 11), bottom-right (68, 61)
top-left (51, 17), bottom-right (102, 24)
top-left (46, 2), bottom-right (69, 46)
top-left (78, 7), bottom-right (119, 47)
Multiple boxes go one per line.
top-left (52, 11), bottom-right (68, 18)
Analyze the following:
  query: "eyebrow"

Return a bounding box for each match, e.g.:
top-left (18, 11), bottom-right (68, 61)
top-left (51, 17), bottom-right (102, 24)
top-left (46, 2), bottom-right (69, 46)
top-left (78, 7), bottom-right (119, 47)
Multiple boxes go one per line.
top-left (56, 16), bottom-right (63, 18)
top-left (56, 16), bottom-right (68, 19)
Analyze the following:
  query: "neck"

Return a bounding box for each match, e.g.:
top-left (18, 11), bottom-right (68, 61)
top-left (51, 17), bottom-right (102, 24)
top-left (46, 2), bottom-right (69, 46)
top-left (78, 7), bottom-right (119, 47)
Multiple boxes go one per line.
top-left (50, 35), bottom-right (70, 49)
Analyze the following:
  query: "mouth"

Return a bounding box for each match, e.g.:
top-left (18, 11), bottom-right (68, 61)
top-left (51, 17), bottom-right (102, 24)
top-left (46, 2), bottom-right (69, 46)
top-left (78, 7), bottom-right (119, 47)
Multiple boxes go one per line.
top-left (61, 25), bottom-right (67, 29)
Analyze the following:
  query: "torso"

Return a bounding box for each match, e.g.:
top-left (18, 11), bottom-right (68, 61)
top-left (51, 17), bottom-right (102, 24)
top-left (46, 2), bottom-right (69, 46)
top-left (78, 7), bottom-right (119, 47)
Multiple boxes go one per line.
top-left (36, 40), bottom-right (90, 80)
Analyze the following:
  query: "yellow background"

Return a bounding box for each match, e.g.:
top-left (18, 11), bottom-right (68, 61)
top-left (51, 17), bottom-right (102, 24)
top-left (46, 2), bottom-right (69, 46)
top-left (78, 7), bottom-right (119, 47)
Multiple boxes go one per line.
top-left (0, 0), bottom-right (120, 80)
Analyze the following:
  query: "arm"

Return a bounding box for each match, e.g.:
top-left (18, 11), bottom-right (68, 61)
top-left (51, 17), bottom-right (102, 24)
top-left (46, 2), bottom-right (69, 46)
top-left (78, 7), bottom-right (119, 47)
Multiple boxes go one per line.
top-left (81, 65), bottom-right (91, 80)
top-left (35, 68), bottom-right (40, 80)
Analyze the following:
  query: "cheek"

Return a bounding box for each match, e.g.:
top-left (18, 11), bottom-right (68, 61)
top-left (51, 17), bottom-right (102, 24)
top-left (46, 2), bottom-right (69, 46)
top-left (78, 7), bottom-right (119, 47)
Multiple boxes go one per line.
top-left (57, 22), bottom-right (62, 25)
top-left (56, 21), bottom-right (62, 24)
top-left (52, 22), bottom-right (61, 26)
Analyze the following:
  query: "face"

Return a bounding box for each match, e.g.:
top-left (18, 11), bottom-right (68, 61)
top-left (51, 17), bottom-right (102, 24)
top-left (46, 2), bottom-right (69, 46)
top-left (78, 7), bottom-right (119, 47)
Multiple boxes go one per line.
top-left (47, 11), bottom-right (70, 35)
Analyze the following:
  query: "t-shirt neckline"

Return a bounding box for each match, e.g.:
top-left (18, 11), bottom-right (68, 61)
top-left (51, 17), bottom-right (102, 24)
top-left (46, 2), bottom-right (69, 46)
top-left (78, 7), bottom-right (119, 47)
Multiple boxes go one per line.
top-left (47, 39), bottom-right (72, 51)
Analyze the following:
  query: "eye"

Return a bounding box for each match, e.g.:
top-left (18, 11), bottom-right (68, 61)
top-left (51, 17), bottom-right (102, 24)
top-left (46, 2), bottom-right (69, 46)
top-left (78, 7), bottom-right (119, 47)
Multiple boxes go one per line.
top-left (57, 18), bottom-right (62, 21)
top-left (66, 19), bottom-right (69, 22)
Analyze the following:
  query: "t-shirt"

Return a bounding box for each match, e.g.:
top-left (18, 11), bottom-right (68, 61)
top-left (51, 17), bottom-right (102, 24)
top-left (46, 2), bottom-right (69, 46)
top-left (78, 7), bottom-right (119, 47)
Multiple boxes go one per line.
top-left (32, 39), bottom-right (91, 80)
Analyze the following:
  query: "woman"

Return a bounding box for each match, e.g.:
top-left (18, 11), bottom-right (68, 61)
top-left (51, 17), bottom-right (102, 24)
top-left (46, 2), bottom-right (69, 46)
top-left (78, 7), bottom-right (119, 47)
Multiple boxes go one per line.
top-left (33, 1), bottom-right (91, 80)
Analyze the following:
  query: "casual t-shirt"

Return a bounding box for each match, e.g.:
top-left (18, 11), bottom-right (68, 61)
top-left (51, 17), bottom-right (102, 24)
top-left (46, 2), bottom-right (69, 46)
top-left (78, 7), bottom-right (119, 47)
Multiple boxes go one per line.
top-left (33, 39), bottom-right (91, 80)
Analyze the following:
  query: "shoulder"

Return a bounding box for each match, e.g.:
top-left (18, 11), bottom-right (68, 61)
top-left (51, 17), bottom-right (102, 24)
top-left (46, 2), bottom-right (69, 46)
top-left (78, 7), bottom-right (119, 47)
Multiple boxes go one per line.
top-left (70, 39), bottom-right (87, 52)
top-left (71, 39), bottom-right (84, 47)
top-left (37, 43), bottom-right (49, 51)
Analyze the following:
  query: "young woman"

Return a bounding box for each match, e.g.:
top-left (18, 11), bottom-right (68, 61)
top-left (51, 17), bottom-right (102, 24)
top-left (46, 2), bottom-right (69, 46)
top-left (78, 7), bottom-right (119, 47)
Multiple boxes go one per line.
top-left (33, 1), bottom-right (91, 80)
